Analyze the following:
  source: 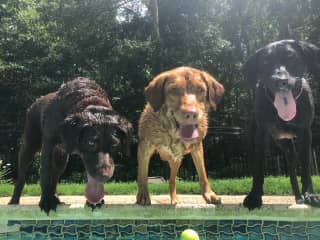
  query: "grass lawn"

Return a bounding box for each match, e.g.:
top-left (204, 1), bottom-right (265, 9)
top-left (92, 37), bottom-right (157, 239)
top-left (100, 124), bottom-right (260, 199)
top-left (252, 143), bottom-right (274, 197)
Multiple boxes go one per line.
top-left (1, 176), bottom-right (320, 197)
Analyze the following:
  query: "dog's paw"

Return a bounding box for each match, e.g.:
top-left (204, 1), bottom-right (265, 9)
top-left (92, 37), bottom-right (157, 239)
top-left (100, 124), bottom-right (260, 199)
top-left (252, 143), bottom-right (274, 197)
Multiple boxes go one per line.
top-left (304, 192), bottom-right (320, 207)
top-left (243, 193), bottom-right (262, 210)
top-left (203, 191), bottom-right (221, 205)
top-left (136, 191), bottom-right (151, 205)
top-left (8, 198), bottom-right (19, 205)
top-left (39, 194), bottom-right (61, 215)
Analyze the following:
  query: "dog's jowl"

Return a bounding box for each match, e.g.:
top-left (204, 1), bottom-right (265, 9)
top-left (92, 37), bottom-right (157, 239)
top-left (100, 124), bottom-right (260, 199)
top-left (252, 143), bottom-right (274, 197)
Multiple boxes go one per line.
top-left (9, 77), bottom-right (132, 214)
top-left (242, 40), bottom-right (320, 210)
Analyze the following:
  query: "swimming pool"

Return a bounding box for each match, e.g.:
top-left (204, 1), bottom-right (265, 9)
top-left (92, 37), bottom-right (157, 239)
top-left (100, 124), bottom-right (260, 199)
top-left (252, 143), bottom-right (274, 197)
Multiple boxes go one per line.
top-left (1, 204), bottom-right (320, 239)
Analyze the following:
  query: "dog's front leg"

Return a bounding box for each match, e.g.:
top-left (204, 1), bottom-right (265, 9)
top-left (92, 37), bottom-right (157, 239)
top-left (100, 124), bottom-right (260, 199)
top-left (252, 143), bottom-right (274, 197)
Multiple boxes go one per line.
top-left (243, 127), bottom-right (266, 210)
top-left (136, 140), bottom-right (154, 205)
top-left (39, 140), bottom-right (61, 214)
top-left (168, 160), bottom-right (181, 205)
top-left (278, 139), bottom-right (302, 203)
top-left (191, 142), bottom-right (221, 204)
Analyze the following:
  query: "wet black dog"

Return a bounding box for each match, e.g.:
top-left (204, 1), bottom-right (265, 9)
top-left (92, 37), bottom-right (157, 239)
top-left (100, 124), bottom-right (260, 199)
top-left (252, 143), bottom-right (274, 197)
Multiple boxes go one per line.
top-left (9, 77), bottom-right (132, 214)
top-left (242, 40), bottom-right (320, 210)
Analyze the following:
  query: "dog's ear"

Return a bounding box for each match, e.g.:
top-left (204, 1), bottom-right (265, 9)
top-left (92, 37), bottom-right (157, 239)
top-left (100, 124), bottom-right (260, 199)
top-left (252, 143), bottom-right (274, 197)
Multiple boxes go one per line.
top-left (144, 73), bottom-right (168, 112)
top-left (242, 49), bottom-right (263, 88)
top-left (297, 41), bottom-right (320, 76)
top-left (60, 114), bottom-right (84, 152)
top-left (201, 71), bottom-right (224, 111)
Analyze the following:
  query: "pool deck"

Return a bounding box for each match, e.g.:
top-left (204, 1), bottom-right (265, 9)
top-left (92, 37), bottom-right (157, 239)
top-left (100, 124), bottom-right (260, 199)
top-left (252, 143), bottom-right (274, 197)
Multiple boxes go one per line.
top-left (0, 195), bottom-right (302, 208)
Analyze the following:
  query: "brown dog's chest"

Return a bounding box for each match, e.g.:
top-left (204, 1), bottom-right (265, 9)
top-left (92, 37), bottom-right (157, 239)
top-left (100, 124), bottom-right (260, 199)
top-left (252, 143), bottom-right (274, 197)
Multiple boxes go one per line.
top-left (154, 130), bottom-right (193, 162)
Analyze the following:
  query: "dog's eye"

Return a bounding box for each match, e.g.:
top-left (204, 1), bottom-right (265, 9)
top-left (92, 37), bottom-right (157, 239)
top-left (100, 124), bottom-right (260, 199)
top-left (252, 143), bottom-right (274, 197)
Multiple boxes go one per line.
top-left (169, 87), bottom-right (180, 95)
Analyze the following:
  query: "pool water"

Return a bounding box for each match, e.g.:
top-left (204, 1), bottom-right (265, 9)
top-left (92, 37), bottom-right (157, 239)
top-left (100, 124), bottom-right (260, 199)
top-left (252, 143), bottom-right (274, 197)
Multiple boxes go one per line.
top-left (1, 205), bottom-right (320, 239)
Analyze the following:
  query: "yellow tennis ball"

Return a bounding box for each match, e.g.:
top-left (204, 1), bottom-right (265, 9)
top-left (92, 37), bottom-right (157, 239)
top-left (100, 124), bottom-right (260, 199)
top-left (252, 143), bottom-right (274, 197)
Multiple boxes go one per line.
top-left (180, 229), bottom-right (200, 240)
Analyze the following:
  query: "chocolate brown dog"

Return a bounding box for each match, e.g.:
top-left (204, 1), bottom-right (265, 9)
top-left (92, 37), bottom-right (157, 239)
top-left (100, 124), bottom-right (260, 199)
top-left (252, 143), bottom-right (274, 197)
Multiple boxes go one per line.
top-left (9, 77), bottom-right (132, 214)
top-left (136, 66), bottom-right (224, 205)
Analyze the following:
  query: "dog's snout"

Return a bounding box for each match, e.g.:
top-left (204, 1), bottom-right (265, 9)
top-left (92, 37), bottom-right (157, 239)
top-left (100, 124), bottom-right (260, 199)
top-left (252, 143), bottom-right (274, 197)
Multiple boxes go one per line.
top-left (277, 79), bottom-right (289, 89)
top-left (183, 110), bottom-right (198, 120)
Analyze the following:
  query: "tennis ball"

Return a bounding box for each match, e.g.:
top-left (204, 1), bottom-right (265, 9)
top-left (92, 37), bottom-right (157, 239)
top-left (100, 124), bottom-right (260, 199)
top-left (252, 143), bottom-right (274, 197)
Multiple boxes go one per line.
top-left (180, 229), bottom-right (200, 240)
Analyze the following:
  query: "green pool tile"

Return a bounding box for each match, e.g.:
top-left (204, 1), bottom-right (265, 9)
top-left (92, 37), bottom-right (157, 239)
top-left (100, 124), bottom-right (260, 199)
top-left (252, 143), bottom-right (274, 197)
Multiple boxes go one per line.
top-left (47, 224), bottom-right (62, 234)
top-left (105, 232), bottom-right (120, 239)
top-left (63, 234), bottom-right (77, 240)
top-left (104, 224), bottom-right (119, 233)
top-left (291, 233), bottom-right (307, 240)
top-left (63, 232), bottom-right (77, 239)
top-left (91, 231), bottom-right (106, 239)
top-left (119, 224), bottom-right (133, 234)
top-left (278, 232), bottom-right (292, 240)
top-left (160, 223), bottom-right (175, 233)
top-left (149, 232), bottom-right (162, 240)
top-left (247, 224), bottom-right (262, 234)
top-left (50, 220), bottom-right (65, 225)
top-left (32, 232), bottom-right (49, 240)
top-left (162, 231), bottom-right (177, 240)
top-left (232, 222), bottom-right (247, 234)
top-left (189, 223), bottom-right (204, 232)
top-left (132, 224), bottom-right (147, 234)
top-left (262, 222), bottom-right (277, 235)
top-left (307, 221), bottom-right (320, 228)
top-left (175, 223), bottom-right (189, 233)
top-left (220, 231), bottom-right (234, 240)
top-left (205, 224), bottom-right (218, 234)
top-left (33, 224), bottom-right (48, 234)
top-left (277, 222), bottom-right (291, 235)
top-left (134, 232), bottom-right (149, 240)
top-left (264, 232), bottom-right (279, 240)
top-left (247, 231), bottom-right (264, 240)
top-left (48, 232), bottom-right (64, 239)
top-left (20, 225), bottom-right (34, 233)
top-left (147, 224), bottom-right (161, 233)
top-left (234, 232), bottom-right (249, 239)
top-left (219, 223), bottom-right (233, 234)
top-left (205, 231), bottom-right (219, 240)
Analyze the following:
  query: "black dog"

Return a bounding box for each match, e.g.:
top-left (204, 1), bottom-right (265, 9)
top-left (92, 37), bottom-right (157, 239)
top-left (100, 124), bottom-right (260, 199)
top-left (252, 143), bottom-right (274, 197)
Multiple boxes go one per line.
top-left (9, 77), bottom-right (132, 214)
top-left (242, 40), bottom-right (320, 210)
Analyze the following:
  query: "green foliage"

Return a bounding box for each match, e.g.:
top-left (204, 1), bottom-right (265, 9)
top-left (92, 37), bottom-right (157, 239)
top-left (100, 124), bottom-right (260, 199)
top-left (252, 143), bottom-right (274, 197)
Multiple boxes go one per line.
top-left (0, 0), bottom-right (319, 182)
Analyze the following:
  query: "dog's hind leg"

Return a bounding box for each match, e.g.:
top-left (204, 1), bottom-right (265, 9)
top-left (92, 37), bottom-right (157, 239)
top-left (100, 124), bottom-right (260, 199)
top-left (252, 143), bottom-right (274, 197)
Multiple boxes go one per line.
top-left (9, 114), bottom-right (41, 204)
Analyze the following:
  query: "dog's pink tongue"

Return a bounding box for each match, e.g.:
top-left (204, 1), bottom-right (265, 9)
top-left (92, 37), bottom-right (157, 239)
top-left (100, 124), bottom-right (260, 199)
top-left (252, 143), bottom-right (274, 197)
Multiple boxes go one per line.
top-left (179, 124), bottom-right (199, 140)
top-left (274, 91), bottom-right (296, 121)
top-left (85, 175), bottom-right (104, 204)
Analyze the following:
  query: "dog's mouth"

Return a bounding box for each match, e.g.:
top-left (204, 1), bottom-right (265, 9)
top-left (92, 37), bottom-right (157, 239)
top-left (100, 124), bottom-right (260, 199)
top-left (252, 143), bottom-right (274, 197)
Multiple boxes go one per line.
top-left (175, 120), bottom-right (199, 142)
top-left (85, 174), bottom-right (104, 205)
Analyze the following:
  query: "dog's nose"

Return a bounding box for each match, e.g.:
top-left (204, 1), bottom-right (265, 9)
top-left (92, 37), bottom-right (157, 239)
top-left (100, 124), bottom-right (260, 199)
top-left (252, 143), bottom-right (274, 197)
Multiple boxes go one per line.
top-left (276, 78), bottom-right (289, 89)
top-left (182, 109), bottom-right (199, 121)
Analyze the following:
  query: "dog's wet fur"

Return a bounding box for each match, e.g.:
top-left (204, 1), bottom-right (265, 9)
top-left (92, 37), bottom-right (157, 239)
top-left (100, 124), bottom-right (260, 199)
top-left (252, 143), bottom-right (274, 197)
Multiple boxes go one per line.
top-left (242, 40), bottom-right (320, 210)
top-left (9, 77), bottom-right (132, 214)
top-left (136, 66), bottom-right (224, 205)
